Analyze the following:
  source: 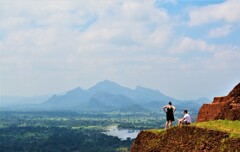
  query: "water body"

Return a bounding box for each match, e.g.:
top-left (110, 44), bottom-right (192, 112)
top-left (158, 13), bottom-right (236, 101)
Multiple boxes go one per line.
top-left (103, 125), bottom-right (140, 140)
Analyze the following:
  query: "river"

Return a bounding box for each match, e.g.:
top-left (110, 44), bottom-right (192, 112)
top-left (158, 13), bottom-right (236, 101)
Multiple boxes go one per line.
top-left (103, 125), bottom-right (140, 140)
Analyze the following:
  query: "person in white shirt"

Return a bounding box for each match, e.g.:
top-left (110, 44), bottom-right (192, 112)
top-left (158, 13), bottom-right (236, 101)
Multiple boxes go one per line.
top-left (178, 110), bottom-right (191, 126)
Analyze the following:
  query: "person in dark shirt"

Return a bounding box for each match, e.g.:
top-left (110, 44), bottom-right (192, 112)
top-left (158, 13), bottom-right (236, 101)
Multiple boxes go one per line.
top-left (163, 101), bottom-right (176, 129)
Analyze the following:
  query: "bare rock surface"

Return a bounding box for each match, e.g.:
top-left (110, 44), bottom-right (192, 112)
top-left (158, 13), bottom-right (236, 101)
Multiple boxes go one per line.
top-left (197, 83), bottom-right (240, 122)
top-left (131, 126), bottom-right (240, 152)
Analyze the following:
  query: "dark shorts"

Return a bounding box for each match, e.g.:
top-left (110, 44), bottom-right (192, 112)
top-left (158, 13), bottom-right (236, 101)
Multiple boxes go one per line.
top-left (182, 121), bottom-right (190, 125)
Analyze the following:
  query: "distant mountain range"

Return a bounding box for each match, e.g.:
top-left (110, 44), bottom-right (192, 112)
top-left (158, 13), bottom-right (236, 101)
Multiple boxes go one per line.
top-left (0, 95), bottom-right (51, 107)
top-left (1, 80), bottom-right (210, 112)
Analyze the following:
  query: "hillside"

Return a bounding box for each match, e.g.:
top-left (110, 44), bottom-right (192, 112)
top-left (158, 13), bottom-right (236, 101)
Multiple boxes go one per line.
top-left (131, 120), bottom-right (240, 152)
top-left (131, 83), bottom-right (240, 151)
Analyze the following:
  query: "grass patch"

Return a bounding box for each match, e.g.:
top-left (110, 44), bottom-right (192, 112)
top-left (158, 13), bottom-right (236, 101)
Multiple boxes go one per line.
top-left (116, 147), bottom-right (129, 152)
top-left (194, 120), bottom-right (240, 138)
top-left (148, 120), bottom-right (240, 138)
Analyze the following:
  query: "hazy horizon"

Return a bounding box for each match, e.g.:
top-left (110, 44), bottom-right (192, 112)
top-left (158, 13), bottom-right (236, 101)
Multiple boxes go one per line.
top-left (1, 0), bottom-right (240, 100)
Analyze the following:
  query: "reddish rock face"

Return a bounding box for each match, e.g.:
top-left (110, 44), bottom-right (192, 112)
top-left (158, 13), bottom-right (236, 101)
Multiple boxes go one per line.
top-left (130, 126), bottom-right (240, 152)
top-left (197, 83), bottom-right (240, 122)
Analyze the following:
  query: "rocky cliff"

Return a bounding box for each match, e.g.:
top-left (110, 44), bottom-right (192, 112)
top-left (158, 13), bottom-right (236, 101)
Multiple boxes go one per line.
top-left (197, 83), bottom-right (240, 122)
top-left (131, 126), bottom-right (240, 152)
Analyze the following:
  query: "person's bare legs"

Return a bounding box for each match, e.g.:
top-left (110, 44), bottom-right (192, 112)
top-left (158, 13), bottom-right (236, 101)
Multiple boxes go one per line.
top-left (169, 120), bottom-right (172, 127)
top-left (178, 119), bottom-right (183, 126)
top-left (165, 121), bottom-right (169, 129)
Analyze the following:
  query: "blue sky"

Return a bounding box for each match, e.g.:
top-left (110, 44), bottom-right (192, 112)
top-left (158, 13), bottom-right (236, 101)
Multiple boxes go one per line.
top-left (0, 0), bottom-right (240, 100)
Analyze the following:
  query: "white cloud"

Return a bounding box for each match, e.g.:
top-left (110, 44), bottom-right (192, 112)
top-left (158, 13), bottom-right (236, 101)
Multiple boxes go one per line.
top-left (0, 17), bottom-right (28, 30)
top-left (0, 0), bottom-right (175, 95)
top-left (0, 0), bottom-right (239, 99)
top-left (188, 0), bottom-right (240, 26)
top-left (208, 25), bottom-right (232, 38)
top-left (169, 37), bottom-right (214, 54)
top-left (204, 48), bottom-right (240, 70)
top-left (156, 0), bottom-right (177, 4)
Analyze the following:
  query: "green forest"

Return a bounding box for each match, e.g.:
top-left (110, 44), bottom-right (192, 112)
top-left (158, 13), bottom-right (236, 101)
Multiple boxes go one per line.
top-left (0, 110), bottom-right (197, 152)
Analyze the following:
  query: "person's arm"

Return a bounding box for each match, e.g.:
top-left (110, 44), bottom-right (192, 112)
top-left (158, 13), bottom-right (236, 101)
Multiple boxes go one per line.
top-left (179, 118), bottom-right (184, 121)
top-left (163, 106), bottom-right (167, 113)
top-left (172, 106), bottom-right (176, 113)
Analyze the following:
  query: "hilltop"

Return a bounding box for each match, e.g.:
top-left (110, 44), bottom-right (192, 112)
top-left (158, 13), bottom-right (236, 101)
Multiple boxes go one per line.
top-left (131, 120), bottom-right (240, 152)
top-left (131, 83), bottom-right (240, 151)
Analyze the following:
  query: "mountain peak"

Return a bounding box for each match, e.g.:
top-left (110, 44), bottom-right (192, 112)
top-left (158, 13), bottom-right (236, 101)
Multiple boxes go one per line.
top-left (42, 80), bottom-right (206, 112)
top-left (66, 87), bottom-right (83, 95)
top-left (89, 80), bottom-right (125, 92)
top-left (96, 80), bottom-right (119, 86)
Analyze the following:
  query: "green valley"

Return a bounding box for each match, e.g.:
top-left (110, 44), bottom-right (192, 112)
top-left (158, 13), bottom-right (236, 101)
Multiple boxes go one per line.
top-left (0, 110), bottom-right (174, 152)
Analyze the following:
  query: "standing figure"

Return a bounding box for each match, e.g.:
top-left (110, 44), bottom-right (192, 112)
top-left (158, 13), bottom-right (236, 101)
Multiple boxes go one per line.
top-left (163, 101), bottom-right (176, 129)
